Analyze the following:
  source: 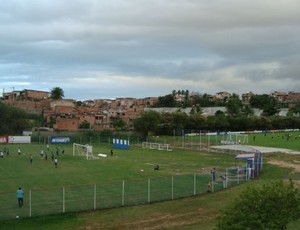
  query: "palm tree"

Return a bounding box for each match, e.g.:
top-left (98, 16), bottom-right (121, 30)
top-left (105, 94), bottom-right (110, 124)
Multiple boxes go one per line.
top-left (50, 87), bottom-right (64, 100)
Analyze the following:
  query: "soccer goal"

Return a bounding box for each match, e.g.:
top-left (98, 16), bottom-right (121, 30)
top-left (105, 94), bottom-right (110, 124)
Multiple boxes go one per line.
top-left (142, 142), bottom-right (172, 151)
top-left (73, 143), bottom-right (94, 160)
top-left (225, 133), bottom-right (249, 144)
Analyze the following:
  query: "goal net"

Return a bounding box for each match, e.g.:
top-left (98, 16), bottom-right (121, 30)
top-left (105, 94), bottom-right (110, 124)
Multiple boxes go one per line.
top-left (142, 142), bottom-right (172, 151)
top-left (225, 133), bottom-right (249, 144)
top-left (73, 143), bottom-right (94, 160)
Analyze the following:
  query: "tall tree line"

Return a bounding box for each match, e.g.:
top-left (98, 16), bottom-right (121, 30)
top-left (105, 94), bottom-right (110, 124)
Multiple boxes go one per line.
top-left (153, 90), bottom-right (300, 117)
top-left (0, 102), bottom-right (43, 135)
top-left (134, 110), bottom-right (300, 137)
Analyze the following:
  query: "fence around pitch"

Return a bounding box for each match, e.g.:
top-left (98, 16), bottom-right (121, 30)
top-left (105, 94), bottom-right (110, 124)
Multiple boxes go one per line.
top-left (0, 169), bottom-right (247, 221)
top-left (31, 133), bottom-right (144, 146)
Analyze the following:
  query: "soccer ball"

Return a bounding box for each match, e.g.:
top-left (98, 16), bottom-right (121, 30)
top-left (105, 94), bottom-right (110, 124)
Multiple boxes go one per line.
top-left (16, 216), bottom-right (19, 218)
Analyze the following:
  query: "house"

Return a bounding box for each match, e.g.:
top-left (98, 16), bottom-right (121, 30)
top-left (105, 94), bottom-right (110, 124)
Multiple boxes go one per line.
top-left (242, 91), bottom-right (256, 105)
top-left (214, 92), bottom-right (232, 101)
top-left (271, 91), bottom-right (288, 103)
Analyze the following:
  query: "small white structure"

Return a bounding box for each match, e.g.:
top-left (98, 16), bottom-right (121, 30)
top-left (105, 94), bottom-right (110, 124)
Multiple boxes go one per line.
top-left (73, 143), bottom-right (94, 160)
top-left (142, 142), bottom-right (172, 151)
top-left (98, 153), bottom-right (107, 158)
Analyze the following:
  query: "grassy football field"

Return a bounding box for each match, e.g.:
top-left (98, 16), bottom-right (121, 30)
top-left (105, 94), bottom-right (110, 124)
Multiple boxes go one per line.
top-left (0, 131), bottom-right (299, 229)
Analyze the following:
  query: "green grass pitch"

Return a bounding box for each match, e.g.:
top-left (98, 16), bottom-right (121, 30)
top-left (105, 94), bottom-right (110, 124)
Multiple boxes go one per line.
top-left (0, 131), bottom-right (300, 229)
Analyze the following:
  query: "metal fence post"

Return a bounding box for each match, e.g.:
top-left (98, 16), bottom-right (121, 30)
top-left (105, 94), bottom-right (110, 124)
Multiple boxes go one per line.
top-left (237, 167), bottom-right (240, 184)
top-left (122, 181), bottom-right (125, 206)
top-left (225, 168), bottom-right (228, 189)
top-left (148, 178), bottom-right (151, 203)
top-left (171, 176), bottom-right (174, 200)
top-left (63, 187), bottom-right (65, 213)
top-left (211, 173), bottom-right (214, 192)
top-left (245, 163), bottom-right (247, 181)
top-left (29, 190), bottom-right (32, 217)
top-left (94, 184), bottom-right (96, 210)
top-left (194, 173), bottom-right (196, 195)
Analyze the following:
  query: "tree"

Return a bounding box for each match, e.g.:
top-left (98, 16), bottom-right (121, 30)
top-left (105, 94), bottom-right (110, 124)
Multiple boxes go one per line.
top-left (188, 113), bottom-right (205, 130)
top-left (50, 87), bottom-right (64, 100)
top-left (226, 93), bottom-right (242, 115)
top-left (112, 118), bottom-right (126, 131)
top-left (172, 111), bottom-right (189, 130)
top-left (172, 90), bottom-right (177, 97)
top-left (199, 93), bottom-right (214, 107)
top-left (133, 111), bottom-right (161, 136)
top-left (216, 180), bottom-right (300, 230)
top-left (182, 90), bottom-right (191, 108)
top-left (287, 104), bottom-right (300, 116)
top-left (249, 94), bottom-right (279, 116)
top-left (241, 105), bottom-right (254, 116)
top-left (0, 102), bottom-right (30, 135)
top-left (79, 120), bottom-right (90, 129)
top-left (159, 112), bottom-right (175, 135)
top-left (154, 94), bottom-right (176, 107)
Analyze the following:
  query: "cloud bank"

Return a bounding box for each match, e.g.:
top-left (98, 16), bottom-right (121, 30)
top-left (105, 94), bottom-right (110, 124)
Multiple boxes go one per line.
top-left (1, 0), bottom-right (300, 100)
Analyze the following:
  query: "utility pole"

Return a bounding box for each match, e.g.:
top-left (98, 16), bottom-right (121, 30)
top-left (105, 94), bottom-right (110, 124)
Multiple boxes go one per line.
top-left (12, 87), bottom-right (15, 101)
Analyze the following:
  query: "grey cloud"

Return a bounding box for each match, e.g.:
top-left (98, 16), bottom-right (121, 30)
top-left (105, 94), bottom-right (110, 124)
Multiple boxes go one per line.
top-left (1, 0), bottom-right (300, 100)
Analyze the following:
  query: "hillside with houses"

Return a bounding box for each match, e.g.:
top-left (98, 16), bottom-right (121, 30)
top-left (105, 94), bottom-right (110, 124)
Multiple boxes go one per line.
top-left (2, 89), bottom-right (300, 132)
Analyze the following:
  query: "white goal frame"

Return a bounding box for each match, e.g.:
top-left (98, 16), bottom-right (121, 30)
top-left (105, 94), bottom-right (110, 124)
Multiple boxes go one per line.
top-left (142, 142), bottom-right (172, 151)
top-left (73, 143), bottom-right (94, 160)
top-left (226, 133), bottom-right (249, 144)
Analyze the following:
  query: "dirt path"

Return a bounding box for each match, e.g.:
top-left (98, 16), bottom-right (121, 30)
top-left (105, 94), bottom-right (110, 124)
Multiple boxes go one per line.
top-left (211, 145), bottom-right (300, 154)
top-left (268, 160), bottom-right (300, 173)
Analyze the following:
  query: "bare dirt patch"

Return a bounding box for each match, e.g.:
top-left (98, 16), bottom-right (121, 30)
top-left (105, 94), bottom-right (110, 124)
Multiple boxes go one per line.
top-left (268, 160), bottom-right (300, 173)
top-left (211, 145), bottom-right (300, 155)
top-left (267, 160), bottom-right (300, 187)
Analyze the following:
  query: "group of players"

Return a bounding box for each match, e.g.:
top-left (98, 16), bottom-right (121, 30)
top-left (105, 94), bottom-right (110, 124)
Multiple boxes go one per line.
top-left (0, 146), bottom-right (10, 158)
top-left (0, 144), bottom-right (65, 168)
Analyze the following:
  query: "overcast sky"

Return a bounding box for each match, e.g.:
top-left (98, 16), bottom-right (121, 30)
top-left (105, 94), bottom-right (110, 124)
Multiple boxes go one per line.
top-left (1, 0), bottom-right (300, 100)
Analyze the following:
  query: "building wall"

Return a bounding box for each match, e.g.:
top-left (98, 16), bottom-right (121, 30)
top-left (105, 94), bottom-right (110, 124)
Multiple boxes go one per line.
top-left (54, 117), bottom-right (79, 131)
top-left (54, 106), bottom-right (74, 115)
top-left (23, 90), bottom-right (49, 100)
top-left (5, 101), bottom-right (43, 114)
top-left (78, 114), bottom-right (95, 127)
top-left (77, 106), bottom-right (99, 114)
top-left (50, 100), bottom-right (76, 109)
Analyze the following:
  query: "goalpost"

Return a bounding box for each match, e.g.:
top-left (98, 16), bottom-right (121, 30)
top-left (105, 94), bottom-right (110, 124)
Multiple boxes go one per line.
top-left (225, 133), bottom-right (249, 144)
top-left (142, 142), bottom-right (172, 151)
top-left (73, 143), bottom-right (94, 160)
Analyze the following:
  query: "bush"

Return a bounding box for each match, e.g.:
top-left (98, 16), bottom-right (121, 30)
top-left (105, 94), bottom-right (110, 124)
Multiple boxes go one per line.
top-left (216, 180), bottom-right (300, 230)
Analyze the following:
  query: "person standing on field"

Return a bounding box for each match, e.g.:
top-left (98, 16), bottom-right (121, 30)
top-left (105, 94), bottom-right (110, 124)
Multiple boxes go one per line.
top-left (40, 149), bottom-right (44, 158)
top-left (18, 147), bottom-right (21, 156)
top-left (16, 187), bottom-right (24, 207)
top-left (56, 147), bottom-right (59, 157)
top-left (211, 168), bottom-right (216, 181)
top-left (54, 157), bottom-right (58, 168)
top-left (30, 154), bottom-right (33, 164)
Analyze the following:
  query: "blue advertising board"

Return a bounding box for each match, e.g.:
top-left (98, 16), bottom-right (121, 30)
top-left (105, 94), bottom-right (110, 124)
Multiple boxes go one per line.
top-left (113, 138), bottom-right (129, 150)
top-left (50, 136), bottom-right (71, 144)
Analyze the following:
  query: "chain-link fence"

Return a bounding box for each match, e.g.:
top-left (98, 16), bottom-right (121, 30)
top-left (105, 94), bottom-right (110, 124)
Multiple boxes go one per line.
top-left (31, 131), bottom-right (144, 146)
top-left (0, 168), bottom-right (248, 221)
